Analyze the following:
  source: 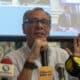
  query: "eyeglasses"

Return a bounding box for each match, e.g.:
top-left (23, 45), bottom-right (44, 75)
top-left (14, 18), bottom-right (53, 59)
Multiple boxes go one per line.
top-left (24, 18), bottom-right (51, 26)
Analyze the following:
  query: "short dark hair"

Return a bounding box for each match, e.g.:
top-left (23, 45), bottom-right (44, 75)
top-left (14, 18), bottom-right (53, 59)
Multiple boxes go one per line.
top-left (23, 7), bottom-right (51, 23)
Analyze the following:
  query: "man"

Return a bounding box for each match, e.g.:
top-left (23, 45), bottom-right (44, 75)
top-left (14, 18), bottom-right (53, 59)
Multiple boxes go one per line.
top-left (1, 7), bottom-right (80, 80)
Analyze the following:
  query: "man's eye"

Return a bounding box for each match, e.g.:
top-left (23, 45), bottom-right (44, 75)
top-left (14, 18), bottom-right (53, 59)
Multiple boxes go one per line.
top-left (42, 20), bottom-right (48, 23)
top-left (41, 20), bottom-right (50, 24)
top-left (28, 19), bottom-right (37, 23)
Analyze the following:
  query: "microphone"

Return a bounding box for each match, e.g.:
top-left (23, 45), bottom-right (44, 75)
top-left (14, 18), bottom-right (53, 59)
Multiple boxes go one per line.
top-left (40, 50), bottom-right (48, 66)
top-left (39, 50), bottom-right (53, 80)
top-left (55, 63), bottom-right (65, 80)
top-left (0, 58), bottom-right (14, 80)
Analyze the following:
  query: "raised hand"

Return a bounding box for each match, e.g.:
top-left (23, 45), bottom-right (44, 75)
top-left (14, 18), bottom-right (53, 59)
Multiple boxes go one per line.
top-left (28, 38), bottom-right (48, 62)
top-left (73, 35), bottom-right (80, 57)
top-left (65, 34), bottom-right (80, 57)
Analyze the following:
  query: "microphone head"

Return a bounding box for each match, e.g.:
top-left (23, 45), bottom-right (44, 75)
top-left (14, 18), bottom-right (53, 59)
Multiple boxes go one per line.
top-left (1, 58), bottom-right (13, 64)
top-left (55, 63), bottom-right (64, 78)
top-left (0, 58), bottom-right (14, 80)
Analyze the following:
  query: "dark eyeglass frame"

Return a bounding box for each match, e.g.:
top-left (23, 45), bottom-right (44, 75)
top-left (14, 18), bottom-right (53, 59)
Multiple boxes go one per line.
top-left (23, 18), bottom-right (51, 26)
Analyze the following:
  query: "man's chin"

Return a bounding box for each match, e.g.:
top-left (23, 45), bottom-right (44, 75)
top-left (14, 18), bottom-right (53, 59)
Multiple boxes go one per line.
top-left (34, 36), bottom-right (46, 39)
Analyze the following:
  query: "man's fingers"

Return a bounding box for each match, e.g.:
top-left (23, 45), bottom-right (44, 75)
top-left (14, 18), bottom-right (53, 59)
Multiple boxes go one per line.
top-left (78, 36), bottom-right (80, 47)
top-left (74, 34), bottom-right (80, 47)
top-left (73, 37), bottom-right (78, 48)
top-left (65, 48), bottom-right (72, 55)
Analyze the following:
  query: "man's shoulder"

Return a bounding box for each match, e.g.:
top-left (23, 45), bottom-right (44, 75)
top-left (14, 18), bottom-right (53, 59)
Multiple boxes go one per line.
top-left (48, 47), bottom-right (69, 65)
top-left (49, 46), bottom-right (66, 52)
top-left (3, 46), bottom-right (27, 59)
top-left (49, 46), bottom-right (69, 57)
top-left (1, 46), bottom-right (27, 64)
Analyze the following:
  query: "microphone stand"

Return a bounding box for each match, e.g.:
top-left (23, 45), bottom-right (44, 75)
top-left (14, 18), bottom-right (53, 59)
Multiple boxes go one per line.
top-left (39, 50), bottom-right (53, 80)
top-left (2, 77), bottom-right (8, 80)
top-left (58, 67), bottom-right (65, 80)
top-left (56, 64), bottom-right (65, 80)
top-left (78, 73), bottom-right (80, 80)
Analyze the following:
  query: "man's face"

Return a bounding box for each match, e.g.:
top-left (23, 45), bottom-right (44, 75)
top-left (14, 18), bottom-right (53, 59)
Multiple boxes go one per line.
top-left (23, 10), bottom-right (50, 40)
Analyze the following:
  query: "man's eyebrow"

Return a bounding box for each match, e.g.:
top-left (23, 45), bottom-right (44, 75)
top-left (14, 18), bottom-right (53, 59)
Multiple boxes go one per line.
top-left (27, 18), bottom-right (50, 20)
top-left (31, 18), bottom-right (38, 19)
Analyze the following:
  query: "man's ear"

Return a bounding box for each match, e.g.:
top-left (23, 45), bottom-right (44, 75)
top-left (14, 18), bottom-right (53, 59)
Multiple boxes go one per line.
top-left (22, 23), bottom-right (27, 34)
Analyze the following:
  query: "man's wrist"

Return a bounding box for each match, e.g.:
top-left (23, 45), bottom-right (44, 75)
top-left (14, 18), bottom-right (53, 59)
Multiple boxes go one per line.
top-left (24, 60), bottom-right (38, 70)
top-left (27, 54), bottom-right (36, 63)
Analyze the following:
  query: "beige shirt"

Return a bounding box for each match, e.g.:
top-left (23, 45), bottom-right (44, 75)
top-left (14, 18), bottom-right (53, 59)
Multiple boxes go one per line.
top-left (3, 44), bottom-right (78, 80)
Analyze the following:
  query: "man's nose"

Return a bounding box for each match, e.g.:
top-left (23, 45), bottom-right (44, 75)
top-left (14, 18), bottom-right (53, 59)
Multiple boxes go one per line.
top-left (36, 21), bottom-right (44, 29)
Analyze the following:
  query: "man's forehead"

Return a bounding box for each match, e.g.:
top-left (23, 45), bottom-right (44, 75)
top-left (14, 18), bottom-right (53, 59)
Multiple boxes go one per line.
top-left (28, 10), bottom-right (49, 19)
